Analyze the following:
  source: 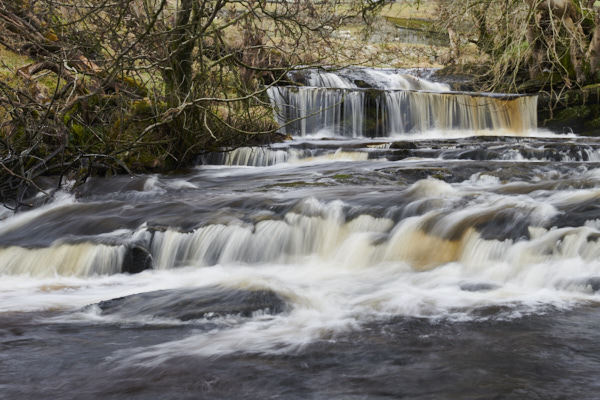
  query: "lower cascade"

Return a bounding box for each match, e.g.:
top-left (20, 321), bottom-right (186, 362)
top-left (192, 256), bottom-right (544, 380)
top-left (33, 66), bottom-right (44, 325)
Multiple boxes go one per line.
top-left (3, 174), bottom-right (600, 280)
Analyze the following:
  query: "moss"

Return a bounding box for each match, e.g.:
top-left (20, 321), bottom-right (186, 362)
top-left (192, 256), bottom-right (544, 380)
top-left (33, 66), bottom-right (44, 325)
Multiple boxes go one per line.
top-left (586, 116), bottom-right (600, 131)
top-left (71, 123), bottom-right (85, 138)
top-left (119, 75), bottom-right (148, 97)
top-left (517, 71), bottom-right (564, 92)
top-left (44, 30), bottom-right (59, 42)
top-left (86, 94), bottom-right (101, 108)
top-left (542, 103), bottom-right (600, 136)
top-left (130, 100), bottom-right (154, 116)
top-left (129, 152), bottom-right (166, 171)
top-left (505, 41), bottom-right (530, 59)
top-left (333, 174), bottom-right (353, 180)
top-left (559, 50), bottom-right (577, 79)
top-left (15, 125), bottom-right (26, 138)
top-left (0, 48), bottom-right (34, 72)
top-left (112, 117), bottom-right (123, 132)
top-left (61, 104), bottom-right (83, 137)
top-left (555, 105), bottom-right (591, 121)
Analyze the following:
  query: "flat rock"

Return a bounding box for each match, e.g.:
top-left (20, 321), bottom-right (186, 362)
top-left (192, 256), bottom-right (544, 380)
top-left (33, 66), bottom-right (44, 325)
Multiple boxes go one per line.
top-left (95, 286), bottom-right (287, 321)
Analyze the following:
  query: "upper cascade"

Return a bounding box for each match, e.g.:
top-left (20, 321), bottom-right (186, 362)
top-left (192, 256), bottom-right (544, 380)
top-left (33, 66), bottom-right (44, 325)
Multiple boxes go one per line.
top-left (287, 67), bottom-right (450, 91)
top-left (269, 68), bottom-right (537, 138)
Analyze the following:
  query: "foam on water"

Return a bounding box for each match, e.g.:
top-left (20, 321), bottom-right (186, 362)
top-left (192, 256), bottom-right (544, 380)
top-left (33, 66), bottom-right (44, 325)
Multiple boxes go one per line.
top-left (2, 178), bottom-right (599, 341)
top-left (101, 246), bottom-right (600, 366)
top-left (3, 221), bottom-right (600, 366)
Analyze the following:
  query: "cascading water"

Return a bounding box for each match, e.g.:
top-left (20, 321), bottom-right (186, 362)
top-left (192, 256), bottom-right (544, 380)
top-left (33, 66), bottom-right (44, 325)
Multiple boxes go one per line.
top-left (2, 67), bottom-right (600, 399)
top-left (268, 68), bottom-right (537, 137)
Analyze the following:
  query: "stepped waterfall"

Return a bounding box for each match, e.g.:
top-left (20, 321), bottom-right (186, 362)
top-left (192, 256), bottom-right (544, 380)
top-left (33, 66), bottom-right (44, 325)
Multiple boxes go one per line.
top-left (2, 67), bottom-right (600, 399)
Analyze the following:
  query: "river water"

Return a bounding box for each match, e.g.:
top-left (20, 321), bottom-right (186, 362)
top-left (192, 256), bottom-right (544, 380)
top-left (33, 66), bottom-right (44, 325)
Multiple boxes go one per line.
top-left (2, 69), bottom-right (600, 399)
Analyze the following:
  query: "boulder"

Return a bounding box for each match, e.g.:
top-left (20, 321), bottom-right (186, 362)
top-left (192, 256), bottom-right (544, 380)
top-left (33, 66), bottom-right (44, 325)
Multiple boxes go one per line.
top-left (122, 245), bottom-right (153, 274)
top-left (95, 286), bottom-right (287, 321)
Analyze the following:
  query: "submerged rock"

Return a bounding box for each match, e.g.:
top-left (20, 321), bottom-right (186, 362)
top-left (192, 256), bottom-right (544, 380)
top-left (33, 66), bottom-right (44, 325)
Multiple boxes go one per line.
top-left (95, 286), bottom-right (287, 321)
top-left (459, 282), bottom-right (500, 292)
top-left (583, 277), bottom-right (600, 293)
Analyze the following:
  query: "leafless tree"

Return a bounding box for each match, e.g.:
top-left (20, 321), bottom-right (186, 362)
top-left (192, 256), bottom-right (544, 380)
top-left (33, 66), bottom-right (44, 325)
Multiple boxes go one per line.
top-left (434, 0), bottom-right (600, 92)
top-left (0, 0), bottom-right (387, 210)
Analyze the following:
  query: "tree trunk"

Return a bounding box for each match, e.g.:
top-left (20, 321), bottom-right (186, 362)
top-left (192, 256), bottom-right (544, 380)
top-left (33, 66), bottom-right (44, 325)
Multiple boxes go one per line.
top-left (164, 0), bottom-right (198, 105)
top-left (587, 12), bottom-right (600, 77)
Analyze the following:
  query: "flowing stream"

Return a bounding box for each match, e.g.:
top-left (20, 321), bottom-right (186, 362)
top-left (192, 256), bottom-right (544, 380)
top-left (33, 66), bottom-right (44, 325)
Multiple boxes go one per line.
top-left (2, 68), bottom-right (600, 399)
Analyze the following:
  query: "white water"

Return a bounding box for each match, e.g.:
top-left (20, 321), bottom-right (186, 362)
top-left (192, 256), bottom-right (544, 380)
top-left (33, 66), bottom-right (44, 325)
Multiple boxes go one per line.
top-left (302, 68), bottom-right (450, 91)
top-left (3, 175), bottom-right (600, 305)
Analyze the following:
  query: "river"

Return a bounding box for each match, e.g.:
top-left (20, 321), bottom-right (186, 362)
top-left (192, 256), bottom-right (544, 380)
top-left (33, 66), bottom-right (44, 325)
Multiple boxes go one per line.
top-left (2, 69), bottom-right (600, 399)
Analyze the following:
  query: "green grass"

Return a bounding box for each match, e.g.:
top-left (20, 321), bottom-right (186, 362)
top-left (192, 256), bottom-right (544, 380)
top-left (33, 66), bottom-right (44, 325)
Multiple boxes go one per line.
top-left (0, 47), bottom-right (33, 79)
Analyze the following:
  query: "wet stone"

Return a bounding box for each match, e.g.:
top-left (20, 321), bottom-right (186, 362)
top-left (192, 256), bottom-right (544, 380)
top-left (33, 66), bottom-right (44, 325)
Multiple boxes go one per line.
top-left (121, 245), bottom-right (153, 274)
top-left (584, 278), bottom-right (600, 293)
top-left (459, 282), bottom-right (500, 292)
top-left (95, 286), bottom-right (287, 321)
top-left (389, 141), bottom-right (418, 150)
top-left (387, 149), bottom-right (415, 161)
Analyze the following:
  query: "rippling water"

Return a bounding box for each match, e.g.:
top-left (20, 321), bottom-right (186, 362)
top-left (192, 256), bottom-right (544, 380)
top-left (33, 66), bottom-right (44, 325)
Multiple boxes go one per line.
top-left (2, 132), bottom-right (600, 398)
top-left (1, 68), bottom-right (599, 399)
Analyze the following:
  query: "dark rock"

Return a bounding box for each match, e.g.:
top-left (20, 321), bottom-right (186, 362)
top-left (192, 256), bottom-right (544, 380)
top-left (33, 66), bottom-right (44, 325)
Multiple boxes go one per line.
top-left (95, 286), bottom-right (287, 321)
top-left (353, 79), bottom-right (372, 89)
top-left (122, 245), bottom-right (153, 274)
top-left (459, 282), bottom-right (499, 292)
top-left (585, 278), bottom-right (600, 292)
top-left (387, 149), bottom-right (414, 161)
top-left (563, 277), bottom-right (600, 293)
top-left (390, 141), bottom-right (418, 150)
top-left (587, 233), bottom-right (600, 242)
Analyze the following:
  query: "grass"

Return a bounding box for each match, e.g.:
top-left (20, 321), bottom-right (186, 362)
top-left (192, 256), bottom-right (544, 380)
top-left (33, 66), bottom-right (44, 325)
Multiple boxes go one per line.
top-left (379, 1), bottom-right (439, 20)
top-left (0, 47), bottom-right (33, 81)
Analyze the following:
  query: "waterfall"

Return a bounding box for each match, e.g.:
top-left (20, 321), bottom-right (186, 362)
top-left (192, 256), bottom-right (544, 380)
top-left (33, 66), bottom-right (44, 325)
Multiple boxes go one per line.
top-left (198, 146), bottom-right (373, 166)
top-left (199, 147), bottom-right (294, 166)
top-left (268, 68), bottom-right (537, 137)
top-left (5, 180), bottom-right (600, 278)
top-left (0, 243), bottom-right (124, 277)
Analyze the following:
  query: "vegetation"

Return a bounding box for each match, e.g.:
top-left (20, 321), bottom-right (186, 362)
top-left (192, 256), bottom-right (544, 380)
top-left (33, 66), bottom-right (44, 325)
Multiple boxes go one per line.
top-left (433, 0), bottom-right (600, 92)
top-left (429, 0), bottom-right (600, 133)
top-left (0, 0), bottom-right (390, 210)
